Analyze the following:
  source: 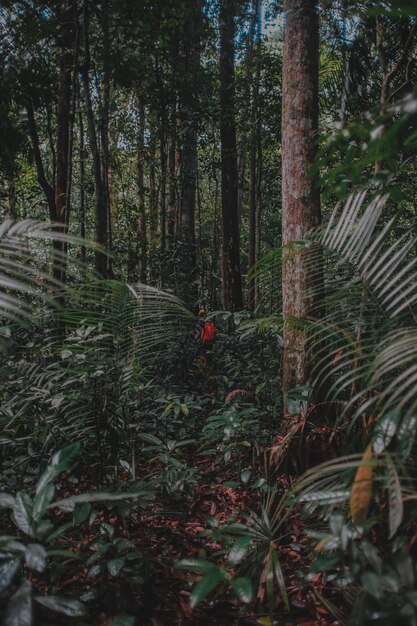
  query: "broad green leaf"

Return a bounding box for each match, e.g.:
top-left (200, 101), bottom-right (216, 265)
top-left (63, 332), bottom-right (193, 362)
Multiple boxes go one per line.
top-left (73, 502), bottom-right (92, 525)
top-left (175, 558), bottom-right (217, 574)
top-left (240, 470), bottom-right (251, 484)
top-left (228, 536), bottom-right (251, 565)
top-left (231, 577), bottom-right (253, 603)
top-left (12, 492), bottom-right (33, 536)
top-left (36, 443), bottom-right (80, 495)
top-left (35, 595), bottom-right (85, 617)
top-left (109, 615), bottom-right (135, 626)
top-left (0, 559), bottom-right (20, 592)
top-left (386, 454), bottom-right (403, 538)
top-left (180, 403), bottom-right (189, 417)
top-left (361, 571), bottom-right (381, 599)
top-left (107, 558), bottom-right (126, 576)
top-left (33, 484), bottom-right (55, 522)
top-left (190, 568), bottom-right (225, 608)
top-left (360, 540), bottom-right (382, 576)
top-left (137, 433), bottom-right (162, 446)
top-left (372, 413), bottom-right (398, 455)
top-left (25, 544), bottom-right (47, 573)
top-left (5, 580), bottom-right (32, 626)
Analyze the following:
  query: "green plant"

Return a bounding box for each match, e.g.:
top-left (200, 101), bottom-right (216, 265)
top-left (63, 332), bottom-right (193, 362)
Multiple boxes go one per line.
top-left (177, 487), bottom-right (293, 617)
top-left (0, 443), bottom-right (153, 625)
top-left (138, 432), bottom-right (198, 498)
top-left (201, 404), bottom-right (260, 463)
top-left (307, 514), bottom-right (417, 626)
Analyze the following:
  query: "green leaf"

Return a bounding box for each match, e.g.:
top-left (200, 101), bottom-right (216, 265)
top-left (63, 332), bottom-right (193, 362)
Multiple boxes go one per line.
top-left (107, 558), bottom-right (126, 576)
top-left (36, 444), bottom-right (80, 495)
top-left (394, 551), bottom-right (414, 589)
top-left (46, 549), bottom-right (81, 560)
top-left (386, 454), bottom-right (403, 538)
top-left (271, 547), bottom-right (289, 611)
top-left (33, 484), bottom-right (55, 522)
top-left (372, 413), bottom-right (398, 455)
top-left (190, 568), bottom-right (225, 608)
top-left (109, 615), bottom-right (135, 626)
top-left (51, 489), bottom-right (151, 512)
top-left (35, 595), bottom-right (85, 617)
top-left (25, 544), bottom-right (47, 573)
top-left (228, 536), bottom-right (251, 565)
top-left (0, 559), bottom-right (20, 592)
top-left (361, 571), bottom-right (381, 599)
top-left (231, 577), bottom-right (253, 603)
top-left (5, 580), bottom-right (32, 626)
top-left (240, 470), bottom-right (251, 484)
top-left (138, 433), bottom-right (162, 446)
top-left (175, 558), bottom-right (217, 574)
top-left (45, 521), bottom-right (73, 542)
top-left (0, 493), bottom-right (15, 508)
top-left (12, 492), bottom-right (33, 536)
top-left (73, 502), bottom-right (92, 525)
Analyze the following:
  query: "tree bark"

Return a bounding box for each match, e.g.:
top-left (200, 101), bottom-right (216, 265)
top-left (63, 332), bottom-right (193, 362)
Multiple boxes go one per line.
top-left (219, 0), bottom-right (243, 312)
top-left (247, 0), bottom-right (261, 311)
top-left (137, 99), bottom-right (147, 283)
top-left (81, 0), bottom-right (108, 277)
top-left (281, 0), bottom-right (321, 399)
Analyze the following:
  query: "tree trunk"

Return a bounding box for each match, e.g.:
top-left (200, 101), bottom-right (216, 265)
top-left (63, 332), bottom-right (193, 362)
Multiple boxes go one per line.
top-left (137, 99), bottom-right (147, 283)
top-left (247, 0), bottom-right (261, 311)
top-left (81, 0), bottom-right (108, 277)
top-left (281, 0), bottom-right (321, 400)
top-left (79, 108), bottom-right (86, 262)
top-left (219, 0), bottom-right (243, 312)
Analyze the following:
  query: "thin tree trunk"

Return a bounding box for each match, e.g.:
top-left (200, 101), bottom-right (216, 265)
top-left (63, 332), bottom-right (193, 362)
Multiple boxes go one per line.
top-left (101, 0), bottom-right (112, 275)
top-left (79, 108), bottom-right (86, 262)
top-left (81, 0), bottom-right (107, 277)
top-left (219, 0), bottom-right (243, 312)
top-left (281, 0), bottom-right (322, 400)
top-left (159, 115), bottom-right (167, 256)
top-left (148, 123), bottom-right (158, 284)
top-left (137, 98), bottom-right (147, 283)
top-left (26, 98), bottom-right (56, 220)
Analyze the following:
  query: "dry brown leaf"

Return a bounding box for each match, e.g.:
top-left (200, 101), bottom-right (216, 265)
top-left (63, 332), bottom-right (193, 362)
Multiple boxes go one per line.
top-left (350, 444), bottom-right (374, 526)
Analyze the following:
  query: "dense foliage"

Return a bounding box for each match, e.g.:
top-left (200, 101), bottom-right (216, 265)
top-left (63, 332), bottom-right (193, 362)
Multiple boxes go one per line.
top-left (0, 1), bottom-right (417, 625)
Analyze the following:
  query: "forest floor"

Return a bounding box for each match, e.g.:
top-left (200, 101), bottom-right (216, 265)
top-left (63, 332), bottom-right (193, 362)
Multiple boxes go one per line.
top-left (47, 450), bottom-right (340, 626)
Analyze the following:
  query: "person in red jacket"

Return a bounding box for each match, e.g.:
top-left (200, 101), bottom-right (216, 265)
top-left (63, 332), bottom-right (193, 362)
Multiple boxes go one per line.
top-left (195, 307), bottom-right (217, 377)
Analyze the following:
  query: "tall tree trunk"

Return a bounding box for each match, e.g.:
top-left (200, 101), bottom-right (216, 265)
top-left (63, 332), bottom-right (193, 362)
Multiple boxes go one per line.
top-left (101, 0), bottom-right (112, 275)
top-left (247, 0), bottom-right (261, 311)
top-left (137, 99), bottom-right (147, 283)
top-left (148, 123), bottom-right (158, 284)
top-left (79, 108), bottom-right (86, 262)
top-left (81, 0), bottom-right (107, 277)
top-left (176, 0), bottom-right (202, 304)
top-left (167, 112), bottom-right (180, 244)
top-left (281, 0), bottom-right (321, 400)
top-left (159, 114), bottom-right (167, 257)
top-left (219, 0), bottom-right (243, 312)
